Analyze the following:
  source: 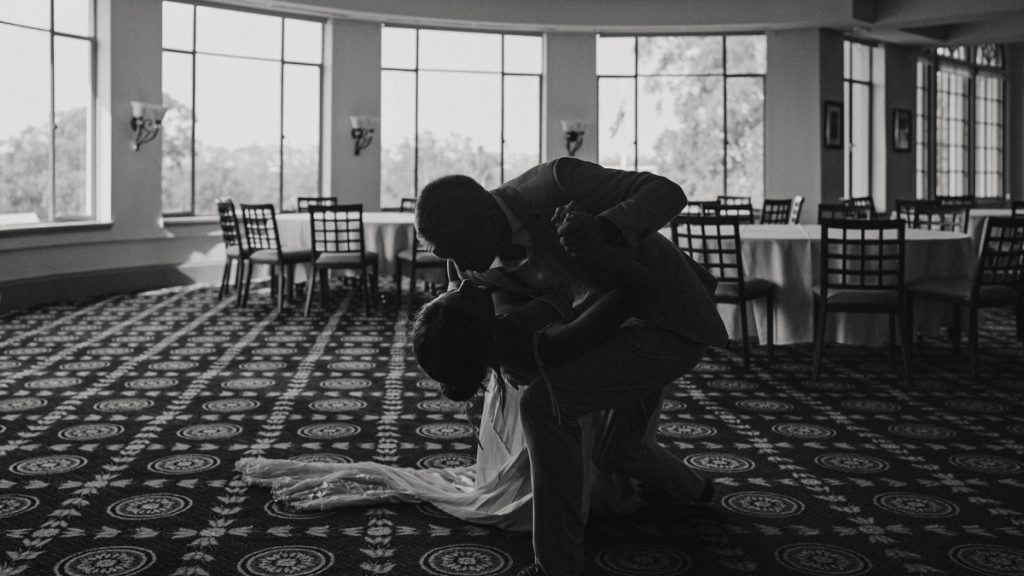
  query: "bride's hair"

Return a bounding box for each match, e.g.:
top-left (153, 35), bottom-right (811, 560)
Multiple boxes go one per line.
top-left (411, 291), bottom-right (495, 402)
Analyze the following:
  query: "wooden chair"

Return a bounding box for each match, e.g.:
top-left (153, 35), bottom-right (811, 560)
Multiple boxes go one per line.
top-left (215, 198), bottom-right (249, 305)
top-left (790, 195), bottom-right (805, 224)
top-left (717, 195), bottom-right (755, 223)
top-left (907, 217), bottom-right (1024, 377)
top-left (395, 198), bottom-right (444, 310)
top-left (239, 204), bottom-right (312, 311)
top-left (296, 196), bottom-right (338, 212)
top-left (304, 204), bottom-right (379, 316)
top-left (671, 214), bottom-right (775, 371)
top-left (840, 197), bottom-right (877, 220)
top-left (813, 218), bottom-right (910, 383)
top-left (760, 198), bottom-right (794, 224)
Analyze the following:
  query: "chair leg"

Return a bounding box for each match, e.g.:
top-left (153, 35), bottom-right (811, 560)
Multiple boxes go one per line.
top-left (276, 266), bottom-right (286, 313)
top-left (320, 269), bottom-right (330, 310)
top-left (304, 264), bottom-right (316, 316)
top-left (888, 312), bottom-right (897, 369)
top-left (766, 291), bottom-right (774, 363)
top-left (240, 261), bottom-right (254, 308)
top-left (969, 305), bottom-right (979, 378)
top-left (951, 304), bottom-right (962, 355)
top-left (361, 270), bottom-right (371, 315)
top-left (898, 305), bottom-right (913, 386)
top-left (394, 260), bottom-right (403, 305)
top-left (738, 299), bottom-right (750, 371)
top-left (812, 302), bottom-right (827, 380)
top-left (219, 259), bottom-right (232, 300)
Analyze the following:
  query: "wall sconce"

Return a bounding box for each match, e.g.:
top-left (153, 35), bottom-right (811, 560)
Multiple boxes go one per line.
top-left (130, 100), bottom-right (168, 151)
top-left (350, 116), bottom-right (379, 156)
top-left (560, 120), bottom-right (586, 157)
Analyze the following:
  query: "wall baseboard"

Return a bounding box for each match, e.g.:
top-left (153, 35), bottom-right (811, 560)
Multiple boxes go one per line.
top-left (0, 262), bottom-right (226, 312)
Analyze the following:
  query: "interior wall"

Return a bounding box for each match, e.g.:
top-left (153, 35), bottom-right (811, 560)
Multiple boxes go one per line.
top-left (765, 28), bottom-right (825, 223)
top-left (884, 45), bottom-right (919, 212)
top-left (544, 32), bottom-right (597, 163)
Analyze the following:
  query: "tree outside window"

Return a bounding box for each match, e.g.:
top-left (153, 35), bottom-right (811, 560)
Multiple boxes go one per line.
top-left (597, 34), bottom-right (765, 206)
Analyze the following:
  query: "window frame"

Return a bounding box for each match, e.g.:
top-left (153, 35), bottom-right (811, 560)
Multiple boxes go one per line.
top-left (379, 25), bottom-right (543, 209)
top-left (842, 38), bottom-right (876, 201)
top-left (160, 1), bottom-right (324, 217)
top-left (916, 43), bottom-right (1007, 203)
top-left (0, 0), bottom-right (97, 224)
top-left (595, 32), bottom-right (766, 203)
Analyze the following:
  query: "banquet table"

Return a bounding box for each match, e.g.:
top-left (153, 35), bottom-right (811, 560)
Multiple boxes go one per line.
top-left (666, 224), bottom-right (977, 347)
top-left (276, 211), bottom-right (441, 282)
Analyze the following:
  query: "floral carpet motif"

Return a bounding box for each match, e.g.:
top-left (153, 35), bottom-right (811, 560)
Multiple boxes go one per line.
top-left (0, 283), bottom-right (1022, 575)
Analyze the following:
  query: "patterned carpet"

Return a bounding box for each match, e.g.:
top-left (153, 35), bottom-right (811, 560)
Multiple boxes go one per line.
top-left (1, 282), bottom-right (1023, 576)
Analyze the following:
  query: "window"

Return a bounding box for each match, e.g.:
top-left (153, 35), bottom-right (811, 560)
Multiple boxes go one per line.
top-left (161, 2), bottom-right (323, 216)
top-left (380, 27), bottom-right (542, 209)
top-left (916, 44), bottom-right (1005, 201)
top-left (0, 0), bottom-right (94, 225)
top-left (915, 59), bottom-right (932, 199)
top-left (843, 39), bottom-right (875, 200)
top-left (596, 34), bottom-right (766, 205)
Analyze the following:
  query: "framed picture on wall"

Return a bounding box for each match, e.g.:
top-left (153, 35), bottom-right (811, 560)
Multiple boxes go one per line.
top-left (892, 108), bottom-right (913, 152)
top-left (823, 101), bottom-right (843, 149)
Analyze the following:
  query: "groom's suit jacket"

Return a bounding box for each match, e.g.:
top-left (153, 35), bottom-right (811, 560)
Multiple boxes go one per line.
top-left (477, 157), bottom-right (728, 348)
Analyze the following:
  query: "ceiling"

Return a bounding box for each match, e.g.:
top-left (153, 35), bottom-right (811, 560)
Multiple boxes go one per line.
top-left (223, 0), bottom-right (1024, 45)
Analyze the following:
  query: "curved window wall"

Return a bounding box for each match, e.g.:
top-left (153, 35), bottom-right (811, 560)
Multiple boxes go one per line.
top-left (596, 34), bottom-right (765, 205)
top-left (380, 27), bottom-right (542, 209)
top-left (0, 0), bottom-right (94, 225)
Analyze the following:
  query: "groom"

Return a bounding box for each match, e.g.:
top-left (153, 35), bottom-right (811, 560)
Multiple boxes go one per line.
top-left (415, 158), bottom-right (727, 576)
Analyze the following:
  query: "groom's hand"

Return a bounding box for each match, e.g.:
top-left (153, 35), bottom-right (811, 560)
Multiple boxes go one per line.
top-left (553, 202), bottom-right (619, 258)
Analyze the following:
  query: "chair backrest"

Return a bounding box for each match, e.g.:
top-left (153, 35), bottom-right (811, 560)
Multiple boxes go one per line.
top-left (974, 217), bottom-right (1024, 294)
top-left (308, 204), bottom-right (367, 257)
top-left (239, 204), bottom-right (282, 253)
top-left (909, 204), bottom-right (970, 233)
top-left (818, 203), bottom-right (863, 221)
top-left (216, 198), bottom-right (244, 249)
top-left (297, 196), bottom-right (338, 212)
top-left (717, 195), bottom-right (755, 223)
top-left (1011, 200), bottom-right (1024, 218)
top-left (819, 218), bottom-right (905, 296)
top-left (670, 214), bottom-right (744, 285)
top-left (681, 200), bottom-right (721, 217)
top-left (895, 199), bottom-right (937, 224)
top-left (790, 195), bottom-right (805, 224)
top-left (399, 197), bottom-right (417, 213)
top-left (936, 195), bottom-right (974, 209)
top-left (840, 197), bottom-right (876, 220)
top-left (760, 198), bottom-right (793, 224)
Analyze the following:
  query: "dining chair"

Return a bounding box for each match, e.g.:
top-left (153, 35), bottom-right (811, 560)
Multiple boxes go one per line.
top-left (812, 218), bottom-right (910, 383)
top-left (717, 195), bottom-right (755, 223)
top-left (906, 216), bottom-right (1024, 377)
top-left (671, 214), bottom-right (775, 371)
top-left (395, 197), bottom-right (445, 310)
top-left (840, 197), bottom-right (877, 220)
top-left (906, 203), bottom-right (970, 233)
top-left (790, 195), bottom-right (805, 224)
top-left (297, 196), bottom-right (338, 212)
top-left (304, 204), bottom-right (379, 316)
top-left (239, 204), bottom-right (312, 311)
top-left (760, 198), bottom-right (794, 224)
top-left (215, 198), bottom-right (249, 305)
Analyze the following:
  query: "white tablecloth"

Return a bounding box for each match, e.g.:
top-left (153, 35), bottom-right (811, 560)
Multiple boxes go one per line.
top-left (666, 224), bottom-right (977, 346)
top-left (276, 211), bottom-right (420, 278)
